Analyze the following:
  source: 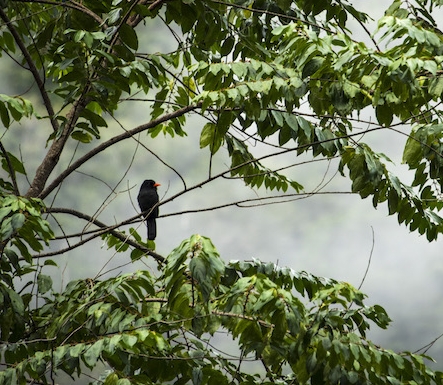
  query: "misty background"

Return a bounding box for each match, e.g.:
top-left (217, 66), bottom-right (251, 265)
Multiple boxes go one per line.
top-left (1, 0), bottom-right (442, 370)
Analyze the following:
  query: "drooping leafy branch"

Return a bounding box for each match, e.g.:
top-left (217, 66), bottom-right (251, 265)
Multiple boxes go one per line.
top-left (1, 235), bottom-right (442, 384)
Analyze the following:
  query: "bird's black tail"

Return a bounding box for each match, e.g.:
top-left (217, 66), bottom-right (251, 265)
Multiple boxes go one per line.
top-left (147, 218), bottom-right (157, 240)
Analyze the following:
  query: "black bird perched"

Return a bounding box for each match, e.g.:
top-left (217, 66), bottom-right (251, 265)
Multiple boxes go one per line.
top-left (137, 179), bottom-right (160, 240)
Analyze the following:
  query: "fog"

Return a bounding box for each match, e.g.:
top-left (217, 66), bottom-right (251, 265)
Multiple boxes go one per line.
top-left (2, 0), bottom-right (442, 370)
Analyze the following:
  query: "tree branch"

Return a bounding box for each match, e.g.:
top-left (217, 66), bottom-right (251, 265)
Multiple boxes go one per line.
top-left (38, 103), bottom-right (200, 199)
top-left (25, 92), bottom-right (91, 198)
top-left (160, 190), bottom-right (355, 218)
top-left (12, 0), bottom-right (105, 25)
top-left (41, 207), bottom-right (165, 264)
top-left (5, 1), bottom-right (106, 199)
top-left (0, 6), bottom-right (58, 133)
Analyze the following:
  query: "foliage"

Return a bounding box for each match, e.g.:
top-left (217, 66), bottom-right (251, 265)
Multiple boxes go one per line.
top-left (0, 0), bottom-right (442, 383)
top-left (2, 236), bottom-right (441, 384)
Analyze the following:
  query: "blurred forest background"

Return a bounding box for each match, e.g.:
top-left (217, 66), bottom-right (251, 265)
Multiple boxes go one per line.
top-left (2, 0), bottom-right (443, 370)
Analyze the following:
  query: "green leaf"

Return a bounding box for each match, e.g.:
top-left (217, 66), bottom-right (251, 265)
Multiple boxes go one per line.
top-left (429, 77), bottom-right (443, 97)
top-left (106, 8), bottom-right (122, 25)
top-left (285, 113), bottom-right (299, 132)
top-left (2, 31), bottom-right (16, 53)
top-left (69, 343), bottom-right (86, 358)
top-left (376, 104), bottom-right (393, 126)
top-left (37, 274), bottom-right (53, 294)
top-left (80, 108), bottom-right (107, 129)
top-left (83, 32), bottom-right (94, 48)
top-left (10, 213), bottom-right (25, 231)
top-left (192, 367), bottom-right (203, 385)
top-left (1, 151), bottom-right (26, 175)
top-left (0, 207), bottom-right (12, 222)
top-left (0, 101), bottom-right (10, 127)
top-left (121, 334), bottom-right (137, 348)
top-left (104, 373), bottom-right (119, 385)
top-left (74, 30), bottom-right (86, 43)
top-left (402, 136), bottom-right (422, 166)
top-left (279, 125), bottom-right (292, 145)
top-left (6, 287), bottom-right (24, 316)
top-left (200, 121), bottom-right (228, 154)
top-left (302, 57), bottom-right (324, 78)
top-left (119, 24), bottom-right (138, 50)
top-left (220, 36), bottom-right (235, 56)
top-left (200, 122), bottom-right (216, 149)
top-left (83, 339), bottom-right (104, 368)
top-left (71, 130), bottom-right (93, 143)
top-left (297, 116), bottom-right (313, 138)
top-left (1, 216), bottom-right (14, 240)
top-left (188, 235), bottom-right (225, 302)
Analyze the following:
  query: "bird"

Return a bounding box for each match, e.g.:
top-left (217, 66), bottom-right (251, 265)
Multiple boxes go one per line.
top-left (137, 179), bottom-right (160, 240)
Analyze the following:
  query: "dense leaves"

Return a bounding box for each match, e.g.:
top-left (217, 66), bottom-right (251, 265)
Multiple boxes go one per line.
top-left (1, 236), bottom-right (441, 384)
top-left (0, 195), bottom-right (53, 263)
top-left (1, 0), bottom-right (443, 237)
top-left (1, 0), bottom-right (443, 383)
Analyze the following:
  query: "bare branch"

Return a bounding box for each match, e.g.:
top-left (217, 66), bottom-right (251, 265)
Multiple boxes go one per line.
top-left (41, 207), bottom-right (165, 264)
top-left (357, 226), bottom-right (375, 291)
top-left (161, 190), bottom-right (355, 217)
top-left (26, 91), bottom-right (91, 198)
top-left (110, 114), bottom-right (187, 190)
top-left (413, 332), bottom-right (443, 355)
top-left (148, 0), bottom-right (167, 12)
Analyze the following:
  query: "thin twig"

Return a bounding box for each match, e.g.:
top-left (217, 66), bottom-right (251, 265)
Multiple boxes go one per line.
top-left (413, 332), bottom-right (443, 355)
top-left (358, 226), bottom-right (375, 290)
top-left (38, 103), bottom-right (200, 199)
top-left (110, 114), bottom-right (187, 190)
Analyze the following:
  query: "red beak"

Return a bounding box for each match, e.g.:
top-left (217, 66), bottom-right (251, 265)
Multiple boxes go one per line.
top-left (154, 183), bottom-right (161, 187)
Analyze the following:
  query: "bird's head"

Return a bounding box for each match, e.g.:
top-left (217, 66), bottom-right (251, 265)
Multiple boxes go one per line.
top-left (142, 179), bottom-right (161, 189)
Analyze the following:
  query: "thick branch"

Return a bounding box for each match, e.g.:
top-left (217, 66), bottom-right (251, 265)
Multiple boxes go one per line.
top-left (38, 104), bottom-right (200, 199)
top-left (6, 1), bottom-right (106, 199)
top-left (43, 207), bottom-right (165, 264)
top-left (25, 95), bottom-right (90, 198)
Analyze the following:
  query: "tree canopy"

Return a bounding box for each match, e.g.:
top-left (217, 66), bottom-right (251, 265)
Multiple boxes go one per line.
top-left (1, 0), bottom-right (443, 384)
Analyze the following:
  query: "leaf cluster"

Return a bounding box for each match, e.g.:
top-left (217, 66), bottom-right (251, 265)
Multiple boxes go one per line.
top-left (0, 195), bottom-right (53, 264)
top-left (2, 0), bottom-right (443, 240)
top-left (1, 235), bottom-right (441, 384)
